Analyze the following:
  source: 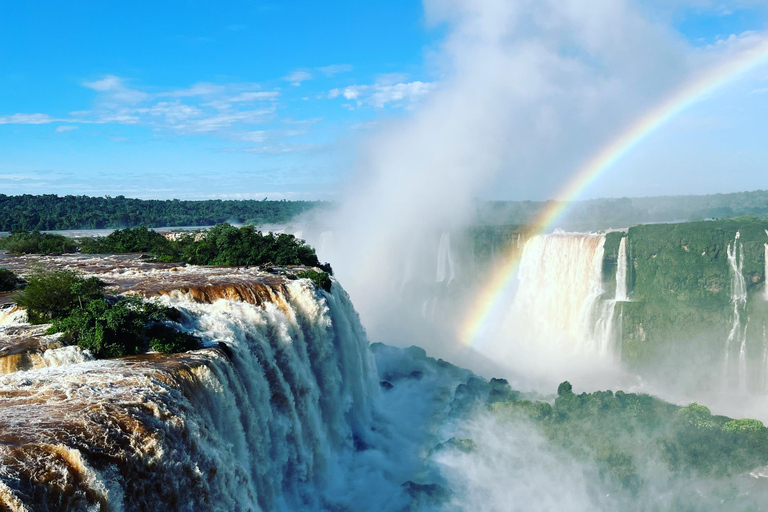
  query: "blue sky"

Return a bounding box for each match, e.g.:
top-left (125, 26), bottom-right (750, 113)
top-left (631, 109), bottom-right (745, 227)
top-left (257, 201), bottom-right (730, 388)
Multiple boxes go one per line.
top-left (1, 1), bottom-right (767, 200)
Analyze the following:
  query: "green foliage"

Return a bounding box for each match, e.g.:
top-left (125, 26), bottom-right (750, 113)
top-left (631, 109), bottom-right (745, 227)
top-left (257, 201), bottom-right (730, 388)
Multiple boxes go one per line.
top-left (619, 218), bottom-right (768, 383)
top-left (0, 268), bottom-right (19, 292)
top-left (12, 269), bottom-right (104, 323)
top-left (494, 384), bottom-right (768, 491)
top-left (297, 269), bottom-right (332, 292)
top-left (0, 231), bottom-right (77, 254)
top-left (80, 226), bottom-right (176, 259)
top-left (557, 380), bottom-right (573, 397)
top-left (179, 223), bottom-right (327, 269)
top-left (475, 190), bottom-right (768, 230)
top-left (47, 296), bottom-right (198, 358)
top-left (0, 193), bottom-right (326, 231)
top-left (12, 268), bottom-right (197, 357)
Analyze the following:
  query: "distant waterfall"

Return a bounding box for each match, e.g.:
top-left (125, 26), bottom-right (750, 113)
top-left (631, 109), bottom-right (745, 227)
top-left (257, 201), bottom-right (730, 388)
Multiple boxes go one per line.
top-left (436, 231), bottom-right (456, 284)
top-left (764, 229), bottom-right (768, 301)
top-left (594, 236), bottom-right (628, 360)
top-left (317, 230), bottom-right (334, 260)
top-left (0, 280), bottom-right (378, 511)
top-left (725, 232), bottom-right (749, 392)
top-left (615, 237), bottom-right (628, 302)
top-left (513, 233), bottom-right (617, 357)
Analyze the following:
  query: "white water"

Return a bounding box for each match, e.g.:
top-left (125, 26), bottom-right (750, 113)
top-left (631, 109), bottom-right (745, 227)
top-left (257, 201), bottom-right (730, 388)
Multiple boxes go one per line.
top-left (615, 237), bottom-right (628, 302)
top-left (511, 233), bottom-right (615, 358)
top-left (435, 231), bottom-right (456, 284)
top-left (0, 307), bottom-right (27, 327)
top-left (0, 280), bottom-right (379, 511)
top-left (764, 229), bottom-right (768, 301)
top-left (725, 232), bottom-right (749, 393)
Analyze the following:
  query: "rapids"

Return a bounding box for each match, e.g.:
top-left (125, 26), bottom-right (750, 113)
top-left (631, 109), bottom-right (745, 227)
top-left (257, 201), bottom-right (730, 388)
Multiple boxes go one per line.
top-left (0, 263), bottom-right (378, 511)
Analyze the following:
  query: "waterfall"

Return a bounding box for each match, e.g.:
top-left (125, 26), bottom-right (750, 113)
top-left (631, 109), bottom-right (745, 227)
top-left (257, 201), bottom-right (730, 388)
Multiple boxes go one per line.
top-left (615, 236), bottom-right (628, 302)
top-left (763, 325), bottom-right (768, 394)
top-left (317, 230), bottom-right (334, 260)
top-left (0, 279), bottom-right (378, 511)
top-left (436, 231), bottom-right (456, 284)
top-left (725, 232), bottom-right (749, 392)
top-left (512, 232), bottom-right (616, 357)
top-left (764, 229), bottom-right (768, 301)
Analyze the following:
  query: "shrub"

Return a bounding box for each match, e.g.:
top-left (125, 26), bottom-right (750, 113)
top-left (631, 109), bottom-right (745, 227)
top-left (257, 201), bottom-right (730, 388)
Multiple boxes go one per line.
top-left (79, 226), bottom-right (177, 259)
top-left (0, 268), bottom-right (19, 291)
top-left (13, 269), bottom-right (104, 323)
top-left (48, 296), bottom-right (198, 358)
top-left (297, 269), bottom-right (332, 292)
top-left (180, 223), bottom-right (331, 271)
top-left (0, 231), bottom-right (77, 254)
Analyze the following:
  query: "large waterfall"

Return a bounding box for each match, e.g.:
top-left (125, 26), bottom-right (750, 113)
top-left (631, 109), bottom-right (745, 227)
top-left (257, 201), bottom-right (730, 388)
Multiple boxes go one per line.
top-left (0, 279), bottom-right (378, 511)
top-left (512, 233), bottom-right (618, 358)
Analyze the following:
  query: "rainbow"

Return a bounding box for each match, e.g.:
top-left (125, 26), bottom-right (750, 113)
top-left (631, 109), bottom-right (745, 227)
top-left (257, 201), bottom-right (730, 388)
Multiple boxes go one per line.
top-left (461, 37), bottom-right (768, 346)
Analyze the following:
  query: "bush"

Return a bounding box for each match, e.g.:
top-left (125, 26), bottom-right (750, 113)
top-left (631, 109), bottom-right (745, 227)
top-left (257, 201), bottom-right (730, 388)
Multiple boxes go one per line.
top-left (297, 270), bottom-right (332, 292)
top-left (0, 268), bottom-right (19, 291)
top-left (80, 226), bottom-right (177, 259)
top-left (12, 268), bottom-right (198, 358)
top-left (48, 296), bottom-right (198, 358)
top-left (13, 269), bottom-right (104, 323)
top-left (179, 223), bottom-right (330, 270)
top-left (0, 231), bottom-right (77, 254)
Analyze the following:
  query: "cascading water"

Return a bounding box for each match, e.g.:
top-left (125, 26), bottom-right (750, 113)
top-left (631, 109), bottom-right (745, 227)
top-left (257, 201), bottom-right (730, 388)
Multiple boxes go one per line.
top-left (615, 236), bottom-right (628, 302)
top-left (512, 232), bottom-right (615, 357)
top-left (764, 229), bottom-right (768, 301)
top-left (0, 279), bottom-right (378, 511)
top-left (725, 232), bottom-right (749, 393)
top-left (436, 231), bottom-right (456, 284)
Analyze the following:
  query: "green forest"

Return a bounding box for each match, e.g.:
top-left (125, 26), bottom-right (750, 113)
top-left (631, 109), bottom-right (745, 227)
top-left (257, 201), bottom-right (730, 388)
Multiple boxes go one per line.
top-left (0, 194), bottom-right (327, 231)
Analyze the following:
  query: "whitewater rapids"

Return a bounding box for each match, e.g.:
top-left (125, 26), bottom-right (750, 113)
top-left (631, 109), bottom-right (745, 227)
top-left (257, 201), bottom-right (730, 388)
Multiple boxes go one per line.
top-left (0, 276), bottom-right (378, 512)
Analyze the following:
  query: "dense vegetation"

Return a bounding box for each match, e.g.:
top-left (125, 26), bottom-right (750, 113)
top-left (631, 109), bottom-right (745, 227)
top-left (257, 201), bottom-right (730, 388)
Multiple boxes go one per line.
top-left (79, 226), bottom-right (177, 260)
top-left (499, 382), bottom-right (768, 488)
top-left (0, 231), bottom-right (78, 254)
top-left (297, 269), bottom-right (332, 292)
top-left (178, 223), bottom-right (326, 269)
top-left (3, 189), bottom-right (768, 233)
top-left (453, 373), bottom-right (768, 503)
top-left (5, 224), bottom-right (330, 272)
top-left (476, 189), bottom-right (768, 230)
top-left (12, 269), bottom-right (198, 357)
top-left (612, 218), bottom-right (768, 386)
top-left (0, 269), bottom-right (19, 292)
top-left (0, 194), bottom-right (326, 231)
top-left (376, 343), bottom-right (768, 509)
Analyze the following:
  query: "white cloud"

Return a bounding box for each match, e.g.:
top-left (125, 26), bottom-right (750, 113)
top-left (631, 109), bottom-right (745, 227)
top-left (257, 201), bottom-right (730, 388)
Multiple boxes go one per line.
top-left (82, 75), bottom-right (123, 91)
top-left (0, 113), bottom-right (58, 124)
top-left (284, 70), bottom-right (313, 86)
top-left (238, 131), bottom-right (268, 142)
top-left (229, 91), bottom-right (280, 102)
top-left (83, 75), bottom-right (150, 104)
top-left (329, 81), bottom-right (435, 108)
top-left (317, 64), bottom-right (353, 76)
top-left (0, 77), bottom-right (285, 137)
top-left (240, 142), bottom-right (324, 154)
top-left (55, 125), bottom-right (78, 132)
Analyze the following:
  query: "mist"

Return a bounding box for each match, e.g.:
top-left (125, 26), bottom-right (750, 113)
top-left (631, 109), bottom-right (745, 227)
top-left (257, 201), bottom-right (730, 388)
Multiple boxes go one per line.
top-left (310, 0), bottom-right (692, 375)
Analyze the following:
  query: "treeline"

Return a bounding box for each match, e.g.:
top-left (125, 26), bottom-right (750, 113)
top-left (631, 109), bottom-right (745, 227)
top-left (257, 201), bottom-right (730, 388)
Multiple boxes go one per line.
top-left (0, 194), bottom-right (327, 231)
top-left (476, 189), bottom-right (768, 231)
